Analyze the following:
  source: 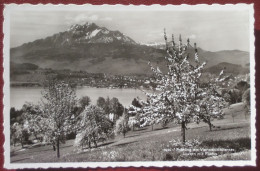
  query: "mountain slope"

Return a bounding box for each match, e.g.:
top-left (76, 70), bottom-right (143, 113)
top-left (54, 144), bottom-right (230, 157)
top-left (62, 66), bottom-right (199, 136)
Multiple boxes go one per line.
top-left (10, 22), bottom-right (250, 75)
top-left (204, 62), bottom-right (249, 75)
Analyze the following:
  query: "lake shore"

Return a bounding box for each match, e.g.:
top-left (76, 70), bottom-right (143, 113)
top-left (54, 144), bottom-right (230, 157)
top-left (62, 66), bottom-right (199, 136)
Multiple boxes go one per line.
top-left (10, 86), bottom-right (147, 110)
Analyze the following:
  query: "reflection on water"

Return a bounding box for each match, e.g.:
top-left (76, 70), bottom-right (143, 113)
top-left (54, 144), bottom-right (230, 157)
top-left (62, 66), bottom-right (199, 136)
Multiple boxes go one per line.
top-left (10, 87), bottom-right (147, 109)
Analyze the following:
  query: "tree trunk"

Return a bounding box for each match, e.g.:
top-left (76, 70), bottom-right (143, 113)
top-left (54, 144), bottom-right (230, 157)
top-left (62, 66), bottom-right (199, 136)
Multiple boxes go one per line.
top-left (34, 133), bottom-right (38, 140)
top-left (81, 138), bottom-right (85, 150)
top-left (94, 140), bottom-right (97, 148)
top-left (20, 138), bottom-right (24, 148)
top-left (92, 133), bottom-right (97, 148)
top-left (207, 117), bottom-right (212, 131)
top-left (88, 140), bottom-right (92, 149)
top-left (53, 141), bottom-right (56, 151)
top-left (209, 121), bottom-right (212, 131)
top-left (181, 121), bottom-right (186, 144)
top-left (57, 138), bottom-right (60, 158)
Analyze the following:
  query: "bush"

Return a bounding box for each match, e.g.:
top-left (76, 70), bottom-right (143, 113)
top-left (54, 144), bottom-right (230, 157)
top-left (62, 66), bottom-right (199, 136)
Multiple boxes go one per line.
top-left (234, 81), bottom-right (250, 95)
top-left (115, 113), bottom-right (130, 138)
top-left (228, 88), bottom-right (242, 104)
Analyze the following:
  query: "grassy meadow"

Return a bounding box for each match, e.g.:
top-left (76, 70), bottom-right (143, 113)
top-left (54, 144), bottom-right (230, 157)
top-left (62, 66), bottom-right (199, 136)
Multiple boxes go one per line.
top-left (10, 102), bottom-right (251, 163)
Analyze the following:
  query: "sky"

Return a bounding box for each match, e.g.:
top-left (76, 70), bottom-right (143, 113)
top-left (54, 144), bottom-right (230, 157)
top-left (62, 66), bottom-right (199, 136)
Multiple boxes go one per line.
top-left (10, 10), bottom-right (250, 52)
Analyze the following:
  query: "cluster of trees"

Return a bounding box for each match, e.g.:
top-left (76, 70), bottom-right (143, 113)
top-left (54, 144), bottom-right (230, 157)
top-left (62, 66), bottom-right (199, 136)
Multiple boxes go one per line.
top-left (227, 80), bottom-right (250, 104)
top-left (10, 77), bottom-right (127, 158)
top-left (96, 97), bottom-right (124, 121)
top-left (10, 107), bottom-right (23, 125)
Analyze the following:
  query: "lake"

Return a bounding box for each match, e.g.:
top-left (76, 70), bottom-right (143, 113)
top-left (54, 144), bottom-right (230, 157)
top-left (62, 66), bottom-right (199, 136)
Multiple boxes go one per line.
top-left (10, 87), bottom-right (147, 109)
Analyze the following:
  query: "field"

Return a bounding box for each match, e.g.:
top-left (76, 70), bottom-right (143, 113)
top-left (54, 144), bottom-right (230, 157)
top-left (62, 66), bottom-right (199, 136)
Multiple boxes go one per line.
top-left (10, 102), bottom-right (251, 163)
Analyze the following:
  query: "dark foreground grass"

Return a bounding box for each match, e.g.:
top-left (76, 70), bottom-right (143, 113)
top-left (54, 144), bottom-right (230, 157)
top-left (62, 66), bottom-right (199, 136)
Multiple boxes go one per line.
top-left (201, 138), bottom-right (251, 152)
top-left (51, 137), bottom-right (250, 162)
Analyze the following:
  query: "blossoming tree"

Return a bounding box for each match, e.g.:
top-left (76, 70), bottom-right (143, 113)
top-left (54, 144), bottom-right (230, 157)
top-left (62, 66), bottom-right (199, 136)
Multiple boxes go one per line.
top-left (194, 70), bottom-right (229, 130)
top-left (11, 122), bottom-right (29, 148)
top-left (74, 105), bottom-right (113, 150)
top-left (139, 30), bottom-right (228, 143)
top-left (115, 109), bottom-right (129, 138)
top-left (21, 103), bottom-right (44, 141)
top-left (23, 79), bottom-right (77, 158)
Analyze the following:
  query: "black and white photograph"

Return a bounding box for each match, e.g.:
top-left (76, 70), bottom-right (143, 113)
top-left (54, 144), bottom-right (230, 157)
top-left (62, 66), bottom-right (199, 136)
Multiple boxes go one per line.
top-left (3, 4), bottom-right (256, 168)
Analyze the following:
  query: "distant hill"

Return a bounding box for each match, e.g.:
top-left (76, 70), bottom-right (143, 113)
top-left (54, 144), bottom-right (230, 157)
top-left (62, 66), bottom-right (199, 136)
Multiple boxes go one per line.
top-left (10, 62), bottom-right (39, 75)
top-left (204, 62), bottom-right (249, 75)
top-left (10, 22), bottom-right (249, 75)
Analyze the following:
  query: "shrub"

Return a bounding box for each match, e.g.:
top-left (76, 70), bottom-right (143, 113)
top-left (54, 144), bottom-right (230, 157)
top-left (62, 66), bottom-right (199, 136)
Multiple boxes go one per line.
top-left (115, 113), bottom-right (130, 138)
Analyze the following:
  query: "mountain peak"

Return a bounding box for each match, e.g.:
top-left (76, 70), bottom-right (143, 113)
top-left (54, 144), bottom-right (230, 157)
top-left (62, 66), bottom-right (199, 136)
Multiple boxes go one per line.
top-left (15, 22), bottom-right (137, 50)
top-left (64, 22), bottom-right (136, 45)
top-left (68, 22), bottom-right (97, 32)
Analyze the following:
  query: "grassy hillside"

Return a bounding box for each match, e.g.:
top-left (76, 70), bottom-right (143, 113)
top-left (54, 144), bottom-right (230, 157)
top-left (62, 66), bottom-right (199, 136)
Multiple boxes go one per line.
top-left (11, 103), bottom-right (251, 163)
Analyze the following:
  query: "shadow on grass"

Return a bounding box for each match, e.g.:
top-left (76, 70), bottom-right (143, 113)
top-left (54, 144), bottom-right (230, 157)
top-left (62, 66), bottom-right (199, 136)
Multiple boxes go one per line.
top-left (80, 141), bottom-right (115, 150)
top-left (144, 126), bottom-right (170, 133)
top-left (11, 157), bottom-right (31, 163)
top-left (11, 147), bottom-right (29, 153)
top-left (16, 144), bottom-right (73, 156)
top-left (98, 141), bottom-right (115, 148)
top-left (60, 144), bottom-right (73, 149)
top-left (29, 143), bottom-right (51, 149)
top-left (134, 127), bottom-right (148, 132)
top-left (112, 141), bottom-right (138, 147)
top-left (207, 126), bottom-right (245, 132)
top-left (10, 152), bottom-right (17, 157)
top-left (125, 134), bottom-right (140, 138)
top-left (154, 127), bottom-right (169, 131)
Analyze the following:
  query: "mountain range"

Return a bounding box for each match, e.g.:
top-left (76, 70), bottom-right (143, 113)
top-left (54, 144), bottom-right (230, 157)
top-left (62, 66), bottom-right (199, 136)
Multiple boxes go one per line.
top-left (10, 22), bottom-right (249, 75)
